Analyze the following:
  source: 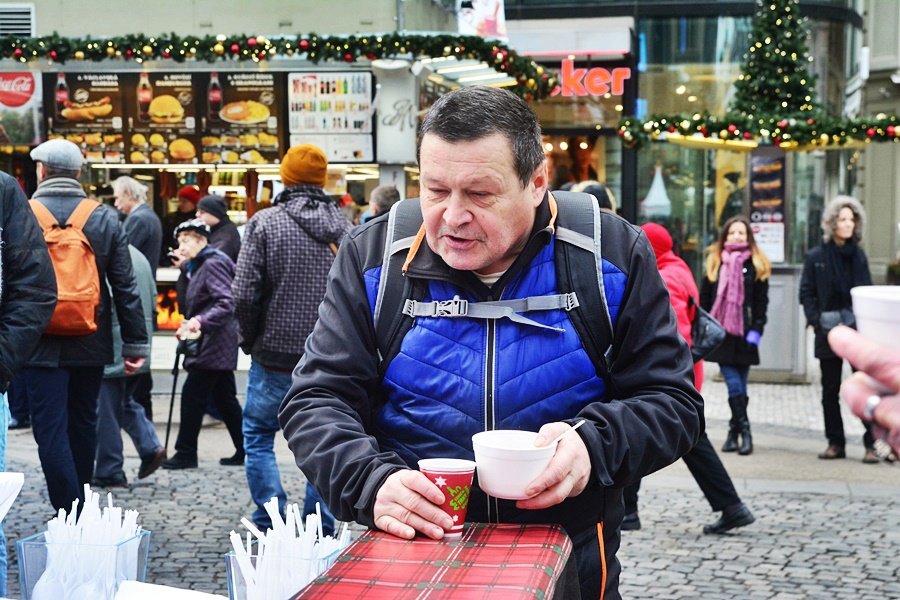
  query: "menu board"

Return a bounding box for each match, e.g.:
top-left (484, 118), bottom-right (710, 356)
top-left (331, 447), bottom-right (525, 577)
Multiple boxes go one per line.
top-left (288, 72), bottom-right (374, 162)
top-left (749, 149), bottom-right (786, 263)
top-left (199, 72), bottom-right (281, 165)
top-left (124, 72), bottom-right (198, 165)
top-left (43, 72), bottom-right (125, 163)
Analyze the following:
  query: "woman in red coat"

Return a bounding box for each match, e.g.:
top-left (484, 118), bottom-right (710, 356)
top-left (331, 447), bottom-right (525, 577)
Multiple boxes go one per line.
top-left (621, 223), bottom-right (754, 535)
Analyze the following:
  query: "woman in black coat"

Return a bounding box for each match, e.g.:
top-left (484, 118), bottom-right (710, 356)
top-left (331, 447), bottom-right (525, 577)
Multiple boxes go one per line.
top-left (799, 195), bottom-right (875, 463)
top-left (162, 219), bottom-right (244, 470)
top-left (700, 216), bottom-right (770, 456)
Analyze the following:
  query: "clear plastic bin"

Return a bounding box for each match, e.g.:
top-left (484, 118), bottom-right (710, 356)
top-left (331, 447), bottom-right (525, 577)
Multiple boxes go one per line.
top-left (16, 529), bottom-right (151, 600)
top-left (224, 547), bottom-right (341, 600)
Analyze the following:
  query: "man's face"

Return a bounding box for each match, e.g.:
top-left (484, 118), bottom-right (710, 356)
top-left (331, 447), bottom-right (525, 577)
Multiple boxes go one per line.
top-left (419, 132), bottom-right (547, 275)
top-left (195, 208), bottom-right (220, 227)
top-left (113, 187), bottom-right (136, 215)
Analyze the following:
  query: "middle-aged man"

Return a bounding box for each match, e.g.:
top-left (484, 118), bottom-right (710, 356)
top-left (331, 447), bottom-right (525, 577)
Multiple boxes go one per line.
top-left (22, 138), bottom-right (149, 511)
top-left (196, 194), bottom-right (241, 262)
top-left (113, 175), bottom-right (163, 277)
top-left (364, 184), bottom-right (401, 222)
top-left (234, 143), bottom-right (351, 533)
top-left (279, 86), bottom-right (703, 599)
top-left (0, 169), bottom-right (57, 596)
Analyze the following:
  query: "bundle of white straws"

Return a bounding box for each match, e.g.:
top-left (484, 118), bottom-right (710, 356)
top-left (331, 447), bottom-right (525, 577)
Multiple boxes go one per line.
top-left (229, 497), bottom-right (351, 600)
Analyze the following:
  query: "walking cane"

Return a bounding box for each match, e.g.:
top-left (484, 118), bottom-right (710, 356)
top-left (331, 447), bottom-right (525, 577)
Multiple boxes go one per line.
top-left (164, 347), bottom-right (183, 452)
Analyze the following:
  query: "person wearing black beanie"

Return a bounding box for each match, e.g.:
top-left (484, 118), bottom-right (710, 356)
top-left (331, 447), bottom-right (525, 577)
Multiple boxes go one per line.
top-left (195, 194), bottom-right (241, 262)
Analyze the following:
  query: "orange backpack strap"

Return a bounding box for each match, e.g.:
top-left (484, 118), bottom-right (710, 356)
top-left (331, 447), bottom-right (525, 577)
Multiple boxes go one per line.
top-left (28, 199), bottom-right (59, 232)
top-left (65, 198), bottom-right (101, 230)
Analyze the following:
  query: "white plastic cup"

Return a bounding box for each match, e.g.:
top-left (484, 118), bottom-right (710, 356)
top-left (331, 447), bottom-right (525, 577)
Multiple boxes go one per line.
top-left (471, 430), bottom-right (556, 500)
top-left (851, 286), bottom-right (900, 350)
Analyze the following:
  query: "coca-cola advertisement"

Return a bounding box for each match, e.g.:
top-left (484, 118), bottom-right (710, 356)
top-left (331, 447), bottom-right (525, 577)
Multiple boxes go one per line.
top-left (0, 72), bottom-right (42, 147)
top-left (199, 72), bottom-right (282, 165)
top-left (42, 72), bottom-right (125, 163)
top-left (123, 72), bottom-right (198, 164)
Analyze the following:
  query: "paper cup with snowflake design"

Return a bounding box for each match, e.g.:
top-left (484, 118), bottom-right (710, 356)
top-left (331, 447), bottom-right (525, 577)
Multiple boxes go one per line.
top-left (418, 458), bottom-right (476, 537)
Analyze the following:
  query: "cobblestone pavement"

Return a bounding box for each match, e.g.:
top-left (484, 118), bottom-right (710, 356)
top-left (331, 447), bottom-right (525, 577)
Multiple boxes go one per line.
top-left (4, 370), bottom-right (899, 598)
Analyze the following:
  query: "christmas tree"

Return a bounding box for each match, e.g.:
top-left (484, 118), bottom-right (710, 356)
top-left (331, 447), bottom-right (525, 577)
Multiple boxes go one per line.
top-left (729, 0), bottom-right (817, 117)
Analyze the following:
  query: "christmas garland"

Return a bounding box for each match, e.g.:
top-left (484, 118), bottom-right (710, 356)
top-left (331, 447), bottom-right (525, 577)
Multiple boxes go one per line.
top-left (618, 112), bottom-right (900, 151)
top-left (0, 32), bottom-right (556, 100)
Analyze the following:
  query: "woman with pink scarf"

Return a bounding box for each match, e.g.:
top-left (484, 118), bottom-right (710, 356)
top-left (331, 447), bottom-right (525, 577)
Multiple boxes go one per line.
top-left (700, 216), bottom-right (771, 455)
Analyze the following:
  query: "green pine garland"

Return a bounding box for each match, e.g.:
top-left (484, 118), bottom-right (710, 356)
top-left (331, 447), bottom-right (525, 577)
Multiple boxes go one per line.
top-left (618, 0), bottom-right (899, 150)
top-left (0, 32), bottom-right (556, 100)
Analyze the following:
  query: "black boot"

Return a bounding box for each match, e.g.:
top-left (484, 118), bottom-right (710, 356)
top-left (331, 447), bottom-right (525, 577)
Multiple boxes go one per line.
top-left (737, 395), bottom-right (753, 455)
top-left (703, 503), bottom-right (755, 534)
top-left (722, 396), bottom-right (741, 452)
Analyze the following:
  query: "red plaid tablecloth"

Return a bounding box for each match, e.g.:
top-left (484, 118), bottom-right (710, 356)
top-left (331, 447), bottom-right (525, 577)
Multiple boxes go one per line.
top-left (291, 523), bottom-right (573, 599)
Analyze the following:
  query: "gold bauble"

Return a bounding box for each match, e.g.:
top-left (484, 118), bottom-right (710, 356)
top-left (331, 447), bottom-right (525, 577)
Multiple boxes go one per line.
top-left (74, 50), bottom-right (85, 60)
top-left (536, 66), bottom-right (544, 75)
top-left (526, 78), bottom-right (535, 88)
top-left (106, 46), bottom-right (116, 57)
top-left (142, 45), bottom-right (153, 56)
top-left (188, 47), bottom-right (197, 56)
top-left (213, 43), bottom-right (225, 56)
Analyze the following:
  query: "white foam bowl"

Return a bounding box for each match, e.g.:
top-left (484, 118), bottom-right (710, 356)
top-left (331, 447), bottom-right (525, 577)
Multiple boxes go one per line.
top-left (472, 430), bottom-right (556, 500)
top-left (851, 286), bottom-right (900, 349)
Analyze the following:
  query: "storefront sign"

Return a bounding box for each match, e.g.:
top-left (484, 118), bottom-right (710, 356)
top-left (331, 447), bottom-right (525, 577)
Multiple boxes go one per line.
top-left (288, 71), bottom-right (373, 162)
top-left (0, 72), bottom-right (41, 146)
top-left (43, 72), bottom-right (125, 163)
top-left (552, 59), bottom-right (631, 98)
top-left (749, 149), bottom-right (786, 263)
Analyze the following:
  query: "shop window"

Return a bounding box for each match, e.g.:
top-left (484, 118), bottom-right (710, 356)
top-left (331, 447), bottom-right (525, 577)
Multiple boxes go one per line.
top-left (544, 134), bottom-right (622, 209)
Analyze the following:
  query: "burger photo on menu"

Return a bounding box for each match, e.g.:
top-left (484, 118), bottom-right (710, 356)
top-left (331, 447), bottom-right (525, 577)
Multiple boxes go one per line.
top-left (148, 94), bottom-right (185, 123)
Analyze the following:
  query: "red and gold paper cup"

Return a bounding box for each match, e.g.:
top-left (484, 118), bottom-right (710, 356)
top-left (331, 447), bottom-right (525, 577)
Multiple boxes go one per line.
top-left (418, 458), bottom-right (476, 537)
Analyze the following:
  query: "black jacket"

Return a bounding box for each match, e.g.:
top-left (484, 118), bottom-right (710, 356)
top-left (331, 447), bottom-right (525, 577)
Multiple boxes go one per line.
top-left (25, 177), bottom-right (149, 368)
top-left (209, 219), bottom-right (241, 263)
top-left (123, 202), bottom-right (163, 279)
top-left (799, 242), bottom-right (871, 359)
top-left (279, 194), bottom-right (703, 597)
top-left (0, 172), bottom-right (57, 390)
top-left (700, 258), bottom-right (769, 366)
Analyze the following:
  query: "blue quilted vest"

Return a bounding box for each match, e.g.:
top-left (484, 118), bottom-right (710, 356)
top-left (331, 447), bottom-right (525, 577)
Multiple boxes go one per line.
top-left (366, 237), bottom-right (627, 467)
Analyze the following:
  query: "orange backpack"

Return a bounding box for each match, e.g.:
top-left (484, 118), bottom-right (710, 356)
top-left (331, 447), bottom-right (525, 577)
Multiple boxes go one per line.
top-left (29, 198), bottom-right (102, 336)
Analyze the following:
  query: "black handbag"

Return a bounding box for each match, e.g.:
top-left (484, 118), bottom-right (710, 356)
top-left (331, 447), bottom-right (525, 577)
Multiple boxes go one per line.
top-left (689, 297), bottom-right (726, 363)
top-left (176, 335), bottom-right (202, 358)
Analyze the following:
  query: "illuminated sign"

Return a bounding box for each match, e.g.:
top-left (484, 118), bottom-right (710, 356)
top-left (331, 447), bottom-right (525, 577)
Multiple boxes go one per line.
top-left (551, 59), bottom-right (631, 97)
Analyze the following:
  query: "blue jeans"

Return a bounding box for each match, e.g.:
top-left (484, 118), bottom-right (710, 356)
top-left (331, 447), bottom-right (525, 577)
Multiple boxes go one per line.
top-left (95, 378), bottom-right (163, 479)
top-left (719, 364), bottom-right (750, 398)
top-left (0, 392), bottom-right (9, 596)
top-left (244, 360), bottom-right (334, 534)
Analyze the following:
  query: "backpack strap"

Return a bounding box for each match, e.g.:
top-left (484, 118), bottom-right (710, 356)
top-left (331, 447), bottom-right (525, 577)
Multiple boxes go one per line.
top-left (549, 190), bottom-right (614, 380)
top-left (402, 292), bottom-right (579, 332)
top-left (65, 198), bottom-right (101, 230)
top-left (374, 199), bottom-right (424, 367)
top-left (28, 199), bottom-right (58, 232)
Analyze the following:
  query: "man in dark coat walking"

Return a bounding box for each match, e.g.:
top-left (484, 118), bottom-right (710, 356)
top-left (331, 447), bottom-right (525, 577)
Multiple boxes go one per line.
top-left (22, 139), bottom-right (149, 511)
top-left (196, 194), bottom-right (241, 262)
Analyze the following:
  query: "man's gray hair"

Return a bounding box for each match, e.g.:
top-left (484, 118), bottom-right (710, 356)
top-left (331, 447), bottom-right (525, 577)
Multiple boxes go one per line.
top-left (821, 195), bottom-right (865, 243)
top-left (417, 86), bottom-right (544, 188)
top-left (370, 185), bottom-right (401, 213)
top-left (113, 175), bottom-right (149, 204)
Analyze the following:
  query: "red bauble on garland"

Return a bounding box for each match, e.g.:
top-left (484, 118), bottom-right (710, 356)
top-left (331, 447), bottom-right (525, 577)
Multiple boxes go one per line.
top-left (231, 43), bottom-right (240, 54)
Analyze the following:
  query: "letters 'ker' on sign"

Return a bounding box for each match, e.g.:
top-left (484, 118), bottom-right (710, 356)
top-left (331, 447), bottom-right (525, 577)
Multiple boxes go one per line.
top-left (551, 59), bottom-right (631, 98)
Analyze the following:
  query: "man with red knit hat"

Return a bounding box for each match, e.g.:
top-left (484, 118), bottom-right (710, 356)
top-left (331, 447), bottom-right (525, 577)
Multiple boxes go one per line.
top-left (161, 185), bottom-right (201, 266)
top-left (233, 143), bottom-right (351, 533)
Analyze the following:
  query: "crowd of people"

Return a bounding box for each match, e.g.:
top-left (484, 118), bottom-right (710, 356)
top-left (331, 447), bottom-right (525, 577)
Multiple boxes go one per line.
top-left (0, 85), bottom-right (896, 599)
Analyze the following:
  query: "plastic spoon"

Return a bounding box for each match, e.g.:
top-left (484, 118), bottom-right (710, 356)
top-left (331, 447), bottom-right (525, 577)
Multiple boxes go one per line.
top-left (541, 419), bottom-right (586, 447)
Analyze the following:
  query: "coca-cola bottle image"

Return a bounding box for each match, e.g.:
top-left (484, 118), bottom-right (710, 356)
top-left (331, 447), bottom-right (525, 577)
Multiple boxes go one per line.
top-left (137, 72), bottom-right (152, 122)
top-left (55, 73), bottom-right (69, 122)
top-left (208, 72), bottom-right (222, 122)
